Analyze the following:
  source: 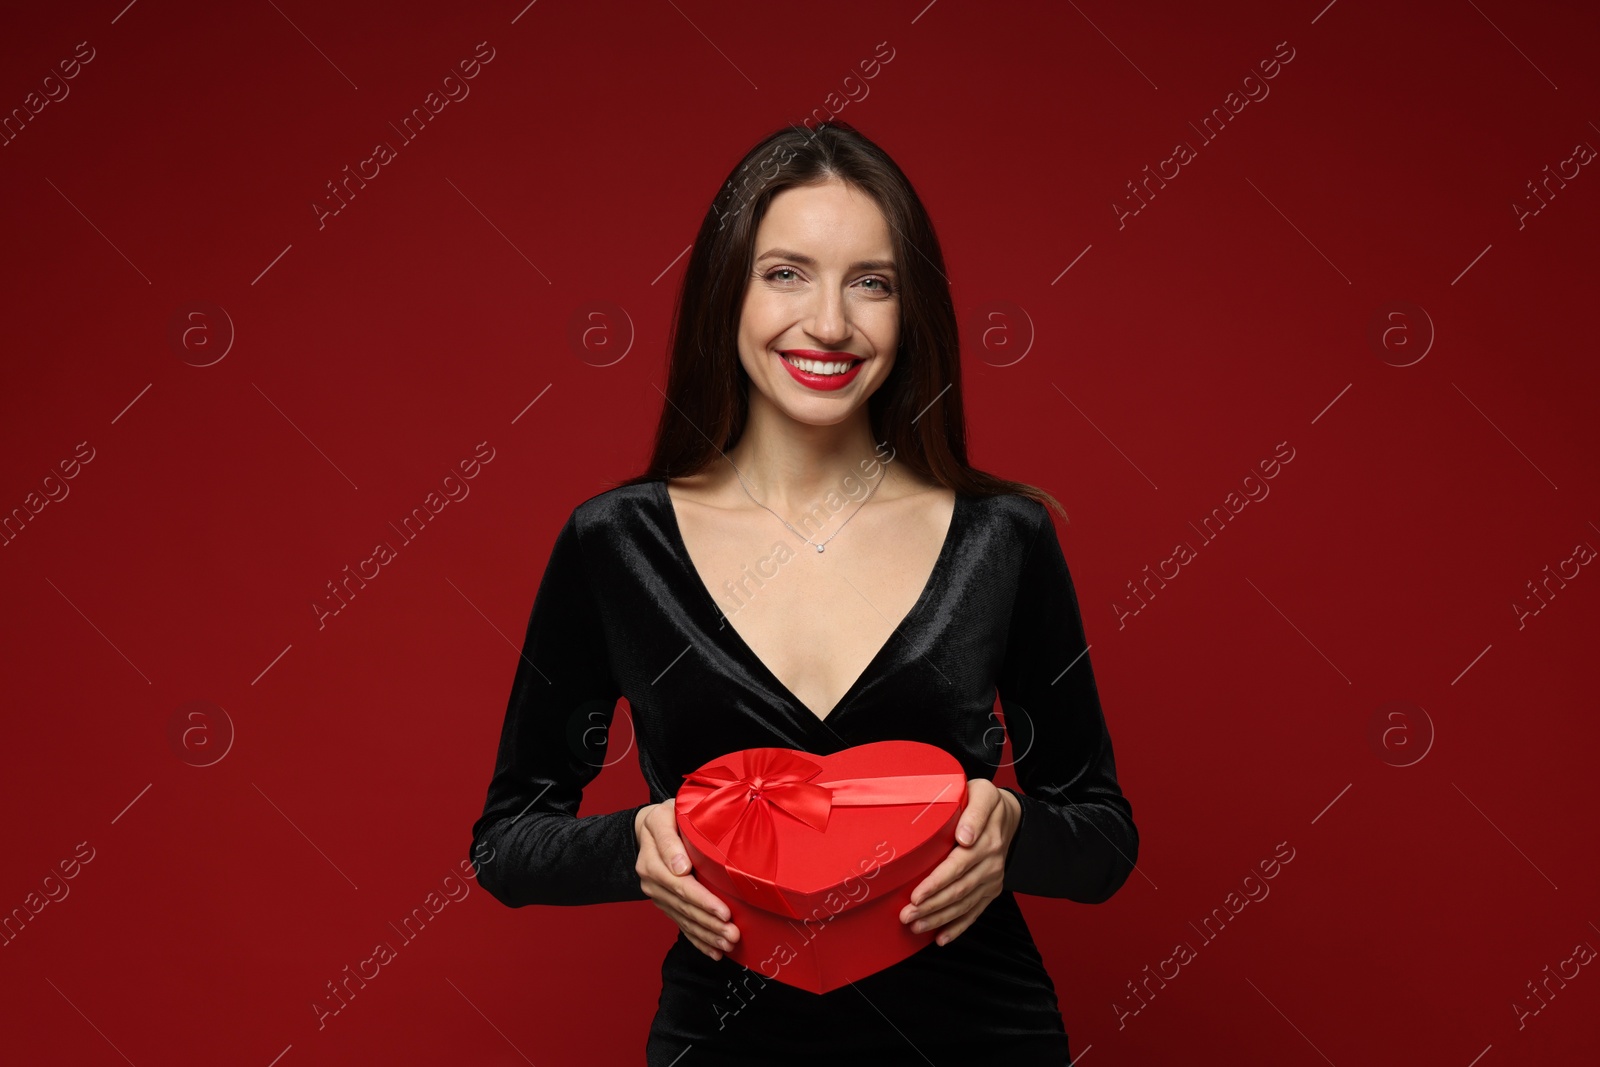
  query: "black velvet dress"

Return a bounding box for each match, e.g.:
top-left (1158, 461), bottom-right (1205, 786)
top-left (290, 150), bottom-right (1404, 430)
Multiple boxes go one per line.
top-left (469, 478), bottom-right (1139, 1065)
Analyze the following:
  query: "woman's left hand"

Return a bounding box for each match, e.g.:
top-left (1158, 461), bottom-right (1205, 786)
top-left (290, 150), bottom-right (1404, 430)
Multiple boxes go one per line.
top-left (899, 779), bottom-right (1023, 945)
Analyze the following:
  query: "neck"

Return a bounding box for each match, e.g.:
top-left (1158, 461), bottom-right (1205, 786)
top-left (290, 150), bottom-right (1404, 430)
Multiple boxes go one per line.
top-left (725, 402), bottom-right (887, 516)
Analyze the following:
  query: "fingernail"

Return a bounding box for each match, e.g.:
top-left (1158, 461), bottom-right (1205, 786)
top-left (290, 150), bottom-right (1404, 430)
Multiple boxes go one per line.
top-left (957, 826), bottom-right (974, 845)
top-left (671, 855), bottom-right (690, 875)
top-left (904, 908), bottom-right (918, 922)
top-left (717, 938), bottom-right (730, 950)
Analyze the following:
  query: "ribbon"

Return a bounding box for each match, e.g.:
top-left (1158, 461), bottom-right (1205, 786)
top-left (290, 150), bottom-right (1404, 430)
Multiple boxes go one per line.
top-left (678, 748), bottom-right (962, 911)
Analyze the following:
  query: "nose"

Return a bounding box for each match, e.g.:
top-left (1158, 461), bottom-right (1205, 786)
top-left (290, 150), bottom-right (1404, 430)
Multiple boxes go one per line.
top-left (805, 282), bottom-right (852, 345)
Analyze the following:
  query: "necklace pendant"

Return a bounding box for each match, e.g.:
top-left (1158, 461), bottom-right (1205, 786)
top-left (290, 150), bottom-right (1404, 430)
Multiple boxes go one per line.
top-left (816, 543), bottom-right (826, 553)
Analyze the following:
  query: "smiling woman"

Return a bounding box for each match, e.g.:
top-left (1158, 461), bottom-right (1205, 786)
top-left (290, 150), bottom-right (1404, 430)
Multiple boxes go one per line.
top-left (468, 121), bottom-right (1139, 1066)
top-left (740, 181), bottom-right (900, 404)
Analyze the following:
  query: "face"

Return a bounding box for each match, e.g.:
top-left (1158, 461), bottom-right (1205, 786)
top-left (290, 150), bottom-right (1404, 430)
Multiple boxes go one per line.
top-left (736, 177), bottom-right (900, 426)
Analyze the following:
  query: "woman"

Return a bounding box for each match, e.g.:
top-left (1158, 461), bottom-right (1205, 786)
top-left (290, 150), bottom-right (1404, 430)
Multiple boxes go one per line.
top-left (469, 121), bottom-right (1139, 1065)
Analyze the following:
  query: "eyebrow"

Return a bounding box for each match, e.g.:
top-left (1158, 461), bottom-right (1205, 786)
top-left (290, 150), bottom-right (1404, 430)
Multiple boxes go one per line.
top-left (755, 248), bottom-right (898, 273)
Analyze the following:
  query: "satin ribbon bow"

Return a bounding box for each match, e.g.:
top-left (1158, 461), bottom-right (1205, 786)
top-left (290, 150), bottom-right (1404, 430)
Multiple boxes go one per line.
top-left (679, 749), bottom-right (833, 879)
top-left (679, 747), bottom-right (961, 910)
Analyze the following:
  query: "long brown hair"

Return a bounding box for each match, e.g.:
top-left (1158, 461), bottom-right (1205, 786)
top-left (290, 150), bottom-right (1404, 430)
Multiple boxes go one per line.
top-left (609, 120), bottom-right (1065, 521)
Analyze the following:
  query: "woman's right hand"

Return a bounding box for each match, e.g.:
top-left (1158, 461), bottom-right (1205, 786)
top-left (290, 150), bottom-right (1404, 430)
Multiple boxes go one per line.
top-left (634, 799), bottom-right (740, 961)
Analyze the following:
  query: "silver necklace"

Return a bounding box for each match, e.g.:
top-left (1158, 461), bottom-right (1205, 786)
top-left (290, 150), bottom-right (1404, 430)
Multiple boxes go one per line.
top-left (730, 461), bottom-right (886, 553)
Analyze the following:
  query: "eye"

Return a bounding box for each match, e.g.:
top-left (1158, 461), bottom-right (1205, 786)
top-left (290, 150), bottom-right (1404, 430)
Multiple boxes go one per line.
top-left (859, 276), bottom-right (895, 295)
top-left (764, 267), bottom-right (800, 283)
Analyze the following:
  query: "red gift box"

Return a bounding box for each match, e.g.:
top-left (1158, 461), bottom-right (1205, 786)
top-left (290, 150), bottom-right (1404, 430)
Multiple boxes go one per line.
top-left (674, 740), bottom-right (969, 994)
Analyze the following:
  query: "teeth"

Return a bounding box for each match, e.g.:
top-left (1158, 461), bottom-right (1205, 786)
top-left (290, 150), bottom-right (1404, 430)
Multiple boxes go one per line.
top-left (783, 353), bottom-right (859, 375)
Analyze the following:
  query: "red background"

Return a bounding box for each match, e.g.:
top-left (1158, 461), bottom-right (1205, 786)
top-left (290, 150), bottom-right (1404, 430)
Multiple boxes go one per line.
top-left (3, 1), bottom-right (1598, 1063)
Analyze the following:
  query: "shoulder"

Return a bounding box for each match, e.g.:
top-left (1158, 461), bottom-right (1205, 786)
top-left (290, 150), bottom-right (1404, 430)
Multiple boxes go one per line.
top-left (964, 490), bottom-right (1051, 547)
top-left (533, 482), bottom-right (664, 588)
top-left (566, 480), bottom-right (660, 543)
top-left (887, 467), bottom-right (1047, 542)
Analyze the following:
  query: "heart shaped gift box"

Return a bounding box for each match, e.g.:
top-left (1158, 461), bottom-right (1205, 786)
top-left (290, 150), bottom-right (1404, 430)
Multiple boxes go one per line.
top-left (674, 740), bottom-right (969, 994)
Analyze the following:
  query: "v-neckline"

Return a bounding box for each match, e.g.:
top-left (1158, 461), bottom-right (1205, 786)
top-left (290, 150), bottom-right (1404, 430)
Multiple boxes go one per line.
top-left (653, 476), bottom-right (965, 728)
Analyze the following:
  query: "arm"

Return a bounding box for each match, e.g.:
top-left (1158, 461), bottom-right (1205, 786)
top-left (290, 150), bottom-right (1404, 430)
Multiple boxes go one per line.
top-left (469, 510), bottom-right (650, 907)
top-left (995, 501), bottom-right (1139, 903)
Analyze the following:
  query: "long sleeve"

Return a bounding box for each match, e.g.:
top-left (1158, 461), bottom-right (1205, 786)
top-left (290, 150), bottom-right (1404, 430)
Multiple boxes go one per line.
top-left (469, 509), bottom-right (650, 907)
top-left (995, 501), bottom-right (1139, 903)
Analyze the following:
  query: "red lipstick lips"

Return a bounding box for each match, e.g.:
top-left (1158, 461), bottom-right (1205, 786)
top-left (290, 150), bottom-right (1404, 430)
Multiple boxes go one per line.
top-left (777, 349), bottom-right (865, 391)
